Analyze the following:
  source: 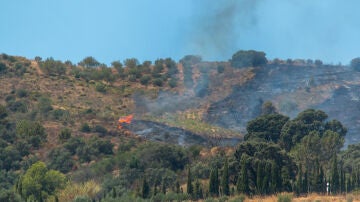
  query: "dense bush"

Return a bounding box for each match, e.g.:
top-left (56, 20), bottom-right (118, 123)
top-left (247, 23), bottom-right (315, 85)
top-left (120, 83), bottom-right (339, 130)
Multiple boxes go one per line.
top-left (39, 57), bottom-right (66, 76)
top-left (231, 50), bottom-right (267, 68)
top-left (59, 128), bottom-right (72, 141)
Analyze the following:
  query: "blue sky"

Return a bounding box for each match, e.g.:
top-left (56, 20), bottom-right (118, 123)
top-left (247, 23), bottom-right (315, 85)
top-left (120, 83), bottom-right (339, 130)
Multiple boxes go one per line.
top-left (1, 0), bottom-right (360, 65)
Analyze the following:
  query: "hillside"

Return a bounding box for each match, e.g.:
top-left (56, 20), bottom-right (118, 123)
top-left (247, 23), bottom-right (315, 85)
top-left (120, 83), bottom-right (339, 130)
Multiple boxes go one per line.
top-left (2, 53), bottom-right (360, 201)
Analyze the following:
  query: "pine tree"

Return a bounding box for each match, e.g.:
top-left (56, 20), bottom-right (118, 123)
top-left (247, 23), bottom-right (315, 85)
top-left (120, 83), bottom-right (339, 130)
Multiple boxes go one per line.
top-left (187, 168), bottom-right (193, 195)
top-left (221, 159), bottom-right (230, 196)
top-left (331, 156), bottom-right (340, 194)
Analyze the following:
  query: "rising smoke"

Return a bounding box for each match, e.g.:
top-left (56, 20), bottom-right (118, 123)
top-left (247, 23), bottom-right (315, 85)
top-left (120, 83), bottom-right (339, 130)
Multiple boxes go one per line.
top-left (187, 0), bottom-right (259, 60)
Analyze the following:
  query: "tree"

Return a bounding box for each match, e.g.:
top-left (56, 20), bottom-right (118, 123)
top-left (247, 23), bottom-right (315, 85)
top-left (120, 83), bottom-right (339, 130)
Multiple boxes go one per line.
top-left (261, 101), bottom-right (277, 115)
top-left (187, 168), bottom-right (193, 195)
top-left (237, 156), bottom-right (250, 195)
top-left (124, 58), bottom-right (139, 69)
top-left (209, 167), bottom-right (219, 196)
top-left (331, 156), bottom-right (340, 194)
top-left (39, 58), bottom-right (66, 76)
top-left (244, 114), bottom-right (289, 143)
top-left (0, 62), bottom-right (7, 73)
top-left (221, 159), bottom-right (230, 196)
top-left (230, 50), bottom-right (267, 68)
top-left (19, 161), bottom-right (65, 201)
top-left (141, 177), bottom-right (150, 198)
top-left (351, 57), bottom-right (360, 71)
top-left (78, 56), bottom-right (100, 68)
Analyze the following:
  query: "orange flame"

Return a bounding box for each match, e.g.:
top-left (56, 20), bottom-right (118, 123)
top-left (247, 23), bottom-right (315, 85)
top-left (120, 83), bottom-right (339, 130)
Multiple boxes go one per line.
top-left (118, 114), bottom-right (133, 129)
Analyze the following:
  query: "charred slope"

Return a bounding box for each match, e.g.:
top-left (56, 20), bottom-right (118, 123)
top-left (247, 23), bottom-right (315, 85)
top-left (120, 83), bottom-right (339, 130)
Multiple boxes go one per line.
top-left (124, 120), bottom-right (241, 147)
top-left (204, 64), bottom-right (360, 144)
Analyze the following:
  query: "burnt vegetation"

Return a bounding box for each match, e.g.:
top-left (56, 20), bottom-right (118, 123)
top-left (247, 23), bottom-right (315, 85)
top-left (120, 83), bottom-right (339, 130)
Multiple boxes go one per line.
top-left (1, 51), bottom-right (360, 201)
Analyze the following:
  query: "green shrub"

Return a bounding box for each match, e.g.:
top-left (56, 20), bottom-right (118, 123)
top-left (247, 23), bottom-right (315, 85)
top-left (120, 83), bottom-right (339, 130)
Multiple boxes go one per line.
top-left (140, 75), bottom-right (151, 85)
top-left (168, 78), bottom-right (177, 88)
top-left (80, 123), bottom-right (91, 132)
top-left (7, 100), bottom-right (28, 113)
top-left (153, 78), bottom-right (163, 86)
top-left (277, 193), bottom-right (293, 202)
top-left (95, 82), bottom-right (107, 93)
top-left (16, 89), bottom-right (28, 98)
top-left (94, 125), bottom-right (107, 135)
top-left (48, 148), bottom-right (74, 173)
top-left (229, 195), bottom-right (246, 202)
top-left (0, 62), bottom-right (7, 73)
top-left (59, 128), bottom-right (71, 141)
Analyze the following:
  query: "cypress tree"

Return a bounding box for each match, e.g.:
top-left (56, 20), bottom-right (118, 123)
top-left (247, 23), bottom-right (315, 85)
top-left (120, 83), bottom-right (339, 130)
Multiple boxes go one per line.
top-left (194, 180), bottom-right (203, 200)
top-left (303, 171), bottom-right (308, 194)
top-left (237, 157), bottom-right (250, 195)
top-left (331, 156), bottom-right (340, 194)
top-left (296, 166), bottom-right (303, 195)
top-left (340, 164), bottom-right (345, 193)
top-left (187, 167), bottom-right (193, 195)
top-left (112, 187), bottom-right (116, 198)
top-left (256, 161), bottom-right (264, 194)
top-left (161, 178), bottom-right (166, 194)
top-left (270, 161), bottom-right (280, 194)
top-left (142, 177), bottom-right (150, 198)
top-left (175, 181), bottom-right (180, 193)
top-left (221, 159), bottom-right (230, 196)
top-left (209, 167), bottom-right (219, 196)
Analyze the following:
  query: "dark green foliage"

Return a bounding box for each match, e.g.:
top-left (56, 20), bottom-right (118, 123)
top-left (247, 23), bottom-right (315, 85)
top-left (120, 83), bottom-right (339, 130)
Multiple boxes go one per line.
top-left (153, 78), bottom-right (163, 86)
top-left (237, 156), bottom-right (250, 195)
top-left (7, 100), bottom-right (28, 113)
top-left (0, 145), bottom-right (22, 170)
top-left (79, 56), bottom-right (100, 68)
top-left (80, 123), bottom-right (91, 132)
top-left (0, 104), bottom-right (8, 119)
top-left (140, 75), bottom-right (151, 85)
top-left (221, 159), bottom-right (230, 196)
top-left (209, 167), bottom-right (219, 196)
top-left (0, 62), bottom-right (7, 73)
top-left (94, 125), bottom-right (108, 135)
top-left (124, 58), bottom-right (139, 69)
top-left (331, 156), bottom-right (340, 194)
top-left (39, 57), bottom-right (66, 76)
top-left (16, 89), bottom-right (28, 98)
top-left (244, 114), bottom-right (289, 143)
top-left (64, 137), bottom-right (86, 155)
top-left (16, 120), bottom-right (47, 148)
top-left (230, 50), bottom-right (267, 68)
top-left (186, 168), bottom-right (193, 195)
top-left (141, 178), bottom-right (150, 198)
top-left (351, 57), bottom-right (360, 71)
top-left (217, 65), bottom-right (225, 73)
top-left (48, 148), bottom-right (74, 173)
top-left (95, 82), bottom-right (107, 93)
top-left (279, 109), bottom-right (345, 151)
top-left (168, 78), bottom-right (177, 88)
top-left (38, 96), bottom-right (53, 114)
top-left (59, 128), bottom-right (71, 141)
